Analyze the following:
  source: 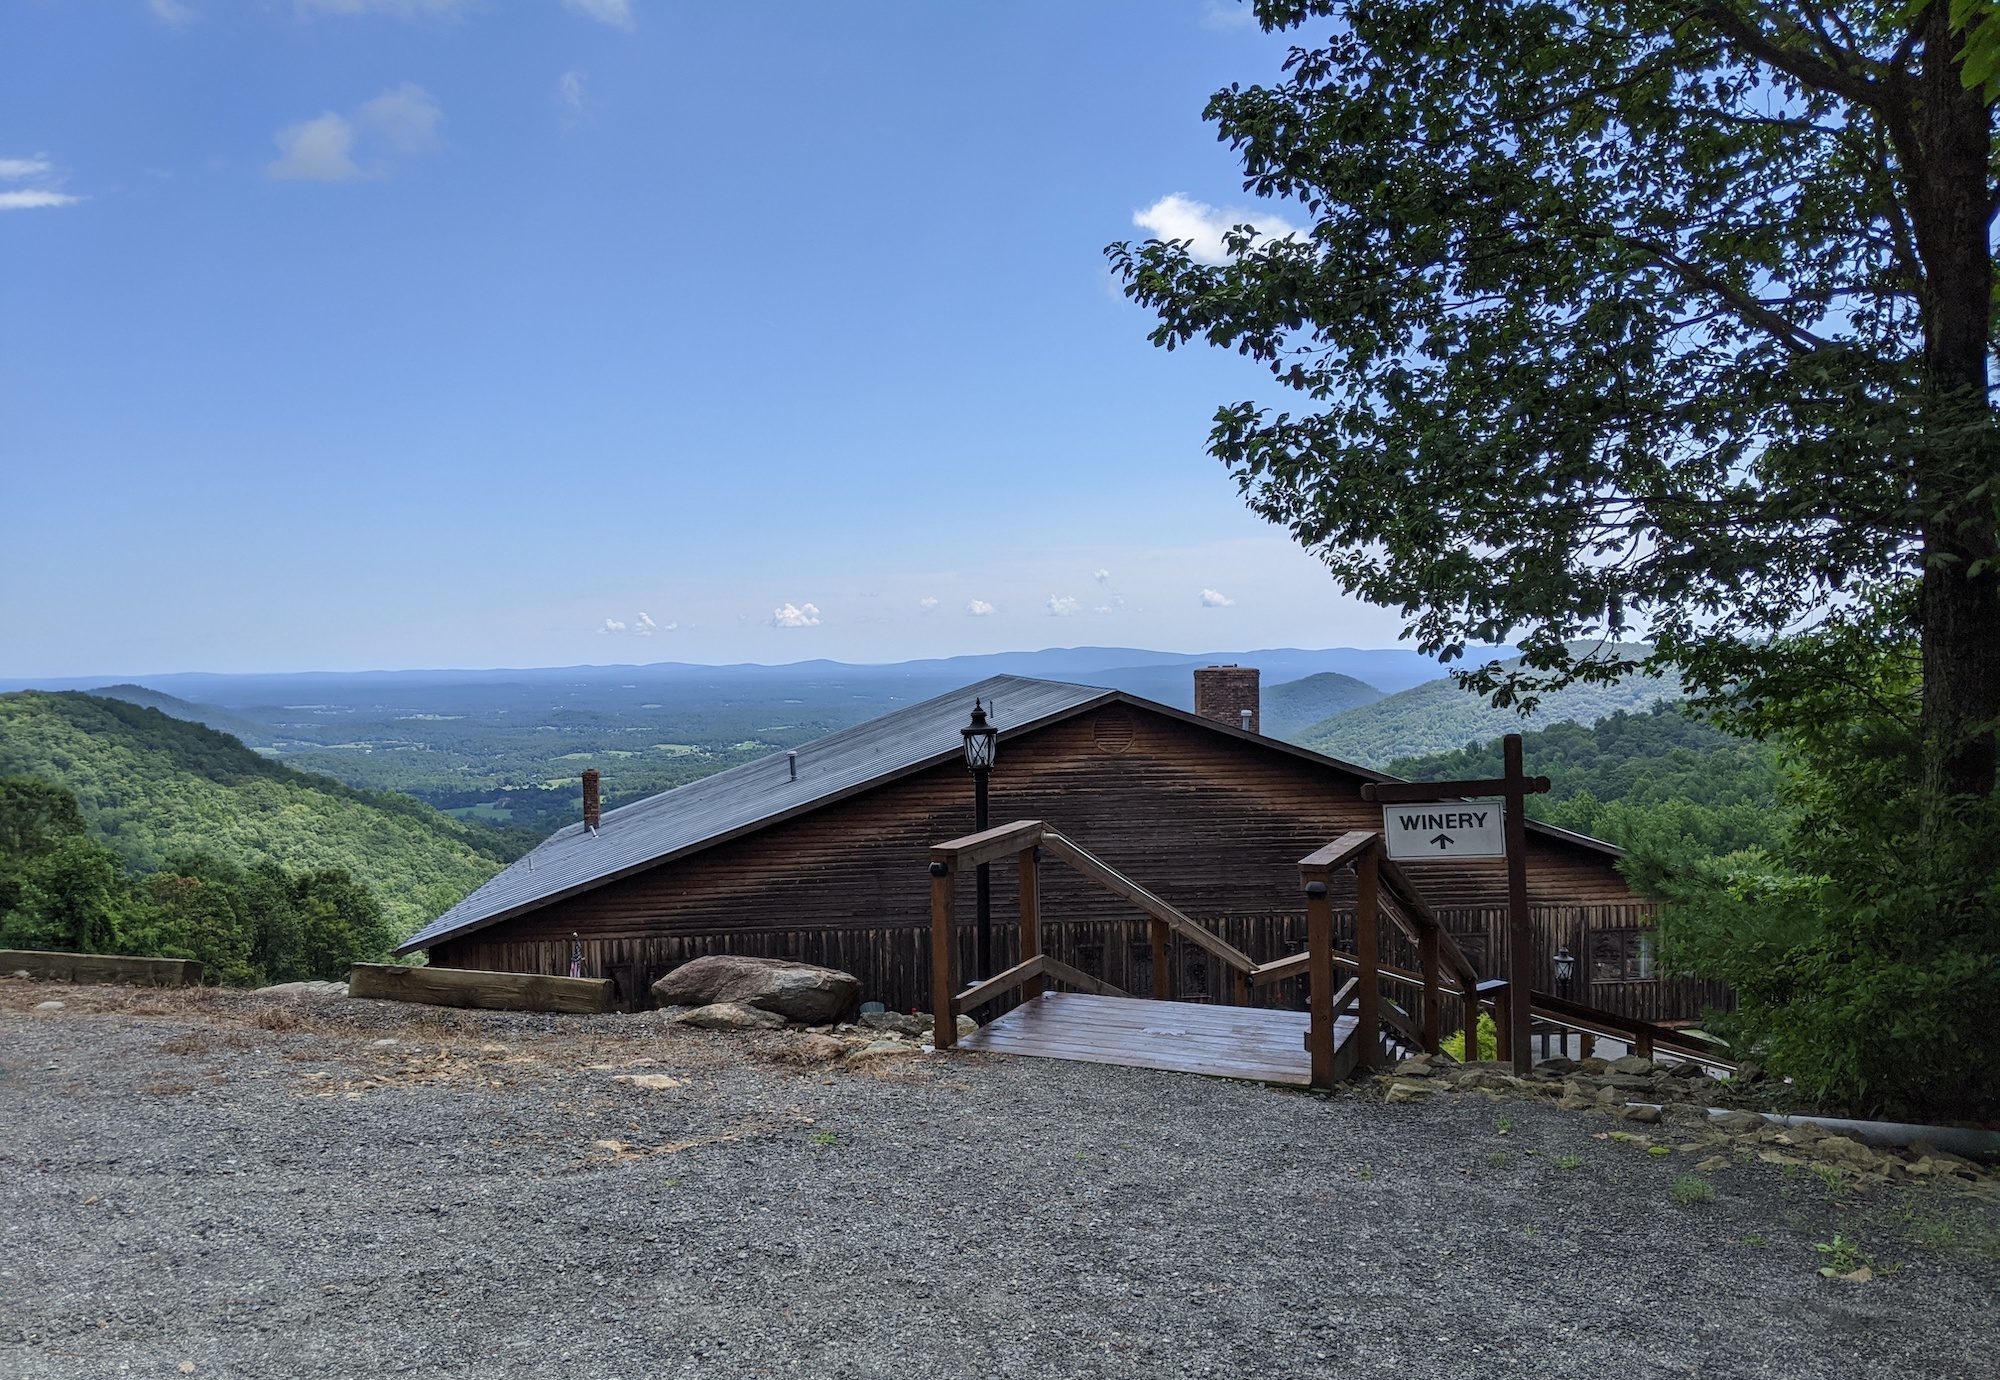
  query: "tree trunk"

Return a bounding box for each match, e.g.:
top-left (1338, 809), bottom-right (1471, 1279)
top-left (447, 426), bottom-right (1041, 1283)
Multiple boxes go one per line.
top-left (1912, 10), bottom-right (2000, 814)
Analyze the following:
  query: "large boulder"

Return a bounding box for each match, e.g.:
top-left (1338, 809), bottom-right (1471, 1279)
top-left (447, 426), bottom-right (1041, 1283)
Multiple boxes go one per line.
top-left (650, 955), bottom-right (860, 1025)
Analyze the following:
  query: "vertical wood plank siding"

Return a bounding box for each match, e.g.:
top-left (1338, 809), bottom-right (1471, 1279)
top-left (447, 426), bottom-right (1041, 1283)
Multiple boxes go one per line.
top-left (431, 705), bottom-right (1717, 1022)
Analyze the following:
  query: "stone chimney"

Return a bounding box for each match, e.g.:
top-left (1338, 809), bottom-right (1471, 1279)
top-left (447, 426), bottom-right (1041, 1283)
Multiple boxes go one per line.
top-left (582, 768), bottom-right (601, 832)
top-left (1194, 664), bottom-right (1260, 735)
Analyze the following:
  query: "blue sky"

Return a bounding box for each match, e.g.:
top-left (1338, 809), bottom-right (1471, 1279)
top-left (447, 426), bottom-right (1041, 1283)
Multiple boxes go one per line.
top-left (2, 0), bottom-right (1407, 675)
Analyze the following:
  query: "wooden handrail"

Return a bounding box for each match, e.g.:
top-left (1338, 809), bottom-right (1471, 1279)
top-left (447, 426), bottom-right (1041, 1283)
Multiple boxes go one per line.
top-left (1297, 831), bottom-right (1378, 876)
top-left (952, 954), bottom-right (1049, 1015)
top-left (1039, 829), bottom-right (1259, 975)
top-left (930, 819), bottom-right (1047, 871)
top-left (1475, 980), bottom-right (1736, 1070)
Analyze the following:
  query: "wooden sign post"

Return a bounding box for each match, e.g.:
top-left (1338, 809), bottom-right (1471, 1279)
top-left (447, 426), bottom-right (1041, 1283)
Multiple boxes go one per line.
top-left (1361, 732), bottom-right (1550, 1074)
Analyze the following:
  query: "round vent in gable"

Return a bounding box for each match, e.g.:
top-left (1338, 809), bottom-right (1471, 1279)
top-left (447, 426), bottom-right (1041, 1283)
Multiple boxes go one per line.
top-left (1093, 707), bottom-right (1136, 754)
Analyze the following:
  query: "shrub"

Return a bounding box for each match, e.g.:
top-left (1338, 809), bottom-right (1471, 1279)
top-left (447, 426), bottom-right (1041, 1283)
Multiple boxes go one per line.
top-left (1440, 1011), bottom-right (1498, 1063)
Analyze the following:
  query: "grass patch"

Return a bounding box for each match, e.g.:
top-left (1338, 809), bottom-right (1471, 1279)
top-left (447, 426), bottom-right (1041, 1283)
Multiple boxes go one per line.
top-left (1670, 1175), bottom-right (1716, 1206)
top-left (808, 1130), bottom-right (838, 1148)
top-left (1814, 1233), bottom-right (1871, 1276)
top-left (1555, 1154), bottom-right (1585, 1171)
top-left (1647, 1144), bottom-right (1673, 1157)
top-left (1486, 1150), bottom-right (1509, 1167)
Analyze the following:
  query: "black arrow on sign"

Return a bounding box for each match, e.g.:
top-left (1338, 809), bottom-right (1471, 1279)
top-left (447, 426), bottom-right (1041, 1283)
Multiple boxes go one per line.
top-left (1429, 832), bottom-right (1454, 850)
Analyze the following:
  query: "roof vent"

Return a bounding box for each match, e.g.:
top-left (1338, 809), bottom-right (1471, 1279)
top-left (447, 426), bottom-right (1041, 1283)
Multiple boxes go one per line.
top-left (787, 750), bottom-right (798, 782)
top-left (582, 768), bottom-right (601, 834)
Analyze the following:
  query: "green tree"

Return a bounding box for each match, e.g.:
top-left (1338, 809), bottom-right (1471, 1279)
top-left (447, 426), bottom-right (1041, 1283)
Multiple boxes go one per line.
top-left (289, 868), bottom-right (392, 981)
top-left (1658, 609), bottom-right (2000, 1119)
top-left (0, 836), bottom-right (128, 953)
top-left (1108, 0), bottom-right (1997, 828)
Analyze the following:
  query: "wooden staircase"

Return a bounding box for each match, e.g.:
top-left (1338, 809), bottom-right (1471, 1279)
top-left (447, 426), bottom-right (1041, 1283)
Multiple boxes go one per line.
top-left (927, 821), bottom-right (1734, 1089)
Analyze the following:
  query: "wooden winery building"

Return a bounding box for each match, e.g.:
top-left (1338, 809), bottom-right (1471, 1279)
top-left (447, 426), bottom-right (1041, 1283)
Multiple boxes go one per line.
top-left (398, 671), bottom-right (1725, 1024)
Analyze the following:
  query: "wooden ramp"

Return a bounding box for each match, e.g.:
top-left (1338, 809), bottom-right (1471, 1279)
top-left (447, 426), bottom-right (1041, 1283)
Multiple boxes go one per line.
top-left (957, 991), bottom-right (1360, 1087)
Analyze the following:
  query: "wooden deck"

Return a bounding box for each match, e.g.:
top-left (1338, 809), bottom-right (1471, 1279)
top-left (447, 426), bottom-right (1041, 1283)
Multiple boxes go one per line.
top-left (956, 991), bottom-right (1358, 1086)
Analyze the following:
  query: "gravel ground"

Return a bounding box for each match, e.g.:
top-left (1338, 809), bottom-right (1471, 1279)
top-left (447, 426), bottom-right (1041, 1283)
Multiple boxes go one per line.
top-left (2, 979), bottom-right (1996, 1380)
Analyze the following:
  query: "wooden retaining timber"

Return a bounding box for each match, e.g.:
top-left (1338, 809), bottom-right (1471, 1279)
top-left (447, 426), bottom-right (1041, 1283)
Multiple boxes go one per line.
top-left (347, 963), bottom-right (613, 1014)
top-left (1, 949), bottom-right (203, 987)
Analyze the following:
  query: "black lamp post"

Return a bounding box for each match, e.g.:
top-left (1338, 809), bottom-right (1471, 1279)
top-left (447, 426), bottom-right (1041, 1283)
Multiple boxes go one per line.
top-left (1552, 946), bottom-right (1576, 1059)
top-left (961, 697), bottom-right (998, 979)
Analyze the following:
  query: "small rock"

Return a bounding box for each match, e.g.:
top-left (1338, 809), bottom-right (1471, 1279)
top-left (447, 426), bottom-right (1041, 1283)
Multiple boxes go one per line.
top-left (1618, 1104), bottom-right (1663, 1124)
top-left (1609, 1055), bottom-right (1655, 1076)
top-left (1668, 1060), bottom-right (1711, 1080)
top-left (846, 1039), bottom-right (918, 1061)
top-left (771, 1033), bottom-right (849, 1065)
top-left (956, 1014), bottom-right (978, 1039)
top-left (1696, 1155), bottom-right (1731, 1173)
top-left (32, 1000), bottom-right (64, 1012)
top-left (1714, 1110), bottom-right (1768, 1135)
top-left (1814, 1135), bottom-right (1878, 1168)
top-left (369, 1038), bottom-right (398, 1048)
top-left (860, 1010), bottom-right (930, 1039)
top-left (9, 969), bottom-right (31, 980)
top-left (612, 1073), bottom-right (683, 1090)
top-left (1578, 1057), bottom-right (1611, 1075)
top-left (1534, 1057), bottom-right (1580, 1075)
top-left (678, 1002), bottom-right (788, 1031)
top-left (1385, 1080), bottom-right (1437, 1104)
top-left (1734, 1061), bottom-right (1766, 1083)
top-left (1392, 1056), bottom-right (1438, 1078)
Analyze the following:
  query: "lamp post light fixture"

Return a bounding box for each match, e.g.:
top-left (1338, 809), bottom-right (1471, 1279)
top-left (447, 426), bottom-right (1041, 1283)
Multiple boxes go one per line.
top-left (1551, 945), bottom-right (1577, 1059)
top-left (961, 698), bottom-right (999, 979)
top-left (1553, 946), bottom-right (1576, 1000)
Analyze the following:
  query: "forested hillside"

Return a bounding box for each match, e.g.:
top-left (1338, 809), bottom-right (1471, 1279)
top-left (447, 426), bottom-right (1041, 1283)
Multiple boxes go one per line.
top-left (1388, 704), bottom-right (1783, 872)
top-left (1295, 647), bottom-right (1681, 766)
top-left (1259, 672), bottom-right (1383, 739)
top-left (0, 692), bottom-right (503, 935)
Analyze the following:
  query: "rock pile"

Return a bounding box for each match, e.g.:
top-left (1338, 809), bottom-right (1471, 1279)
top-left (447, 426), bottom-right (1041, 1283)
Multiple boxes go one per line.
top-left (1378, 1053), bottom-right (1997, 1194)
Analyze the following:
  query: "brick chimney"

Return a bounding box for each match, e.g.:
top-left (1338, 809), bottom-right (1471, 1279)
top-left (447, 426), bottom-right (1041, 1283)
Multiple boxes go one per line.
top-left (1194, 664), bottom-right (1260, 735)
top-left (582, 768), bottom-right (601, 832)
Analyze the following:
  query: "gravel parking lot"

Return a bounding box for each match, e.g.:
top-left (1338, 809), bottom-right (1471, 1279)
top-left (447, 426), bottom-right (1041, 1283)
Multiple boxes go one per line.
top-left (3, 980), bottom-right (1996, 1380)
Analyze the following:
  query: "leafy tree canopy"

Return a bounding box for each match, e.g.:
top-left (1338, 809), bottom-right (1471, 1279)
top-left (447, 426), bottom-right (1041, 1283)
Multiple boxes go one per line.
top-left (1110, 0), bottom-right (1998, 814)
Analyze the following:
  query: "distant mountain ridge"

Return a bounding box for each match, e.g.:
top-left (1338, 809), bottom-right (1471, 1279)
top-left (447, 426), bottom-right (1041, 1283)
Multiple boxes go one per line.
top-left (1291, 645), bottom-right (1682, 767)
top-left (1260, 673), bottom-right (1385, 739)
top-left (0, 642), bottom-right (1512, 705)
top-left (0, 691), bottom-right (503, 936)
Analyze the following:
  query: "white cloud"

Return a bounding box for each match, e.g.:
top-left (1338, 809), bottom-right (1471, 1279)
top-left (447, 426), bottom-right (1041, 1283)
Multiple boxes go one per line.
top-left (1092, 605), bottom-right (1114, 615)
top-left (1200, 588), bottom-right (1236, 608)
top-left (556, 70), bottom-right (591, 130)
top-left (0, 156), bottom-right (81, 211)
top-left (966, 599), bottom-right (995, 617)
top-left (771, 601), bottom-right (822, 628)
top-left (1092, 568), bottom-right (1111, 584)
top-left (634, 612), bottom-right (660, 635)
top-left (918, 595), bottom-right (939, 609)
top-left (0, 189), bottom-right (81, 211)
top-left (359, 83), bottom-right (444, 155)
top-left (267, 86), bottom-right (443, 182)
top-left (561, 0), bottom-right (635, 28)
top-left (597, 617), bottom-right (628, 634)
top-left (1045, 595), bottom-right (1080, 617)
top-left (268, 113), bottom-right (361, 181)
top-left (147, 0), bottom-right (199, 26)
top-left (1133, 193), bottom-right (1301, 267)
top-left (1199, 0), bottom-right (1257, 30)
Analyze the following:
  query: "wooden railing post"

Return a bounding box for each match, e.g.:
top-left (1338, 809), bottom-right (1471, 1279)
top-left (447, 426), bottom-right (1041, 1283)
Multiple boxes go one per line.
top-left (1305, 879), bottom-right (1335, 1088)
top-left (1418, 924), bottom-right (1440, 1054)
top-left (929, 861), bottom-right (958, 1049)
top-left (1353, 844), bottom-right (1381, 1072)
top-left (1463, 984), bottom-right (1481, 1063)
top-left (1489, 981), bottom-right (1513, 1066)
top-left (1017, 846), bottom-right (1043, 1002)
top-left (1149, 917), bottom-right (1172, 1000)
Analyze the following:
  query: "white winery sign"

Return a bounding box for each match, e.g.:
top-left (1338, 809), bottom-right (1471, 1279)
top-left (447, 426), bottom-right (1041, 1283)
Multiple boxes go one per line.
top-left (1380, 801), bottom-right (1505, 860)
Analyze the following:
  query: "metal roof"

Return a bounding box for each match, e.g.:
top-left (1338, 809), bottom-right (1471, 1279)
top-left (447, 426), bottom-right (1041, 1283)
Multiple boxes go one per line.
top-left (396, 675), bottom-right (1115, 953)
top-left (396, 672), bottom-right (1622, 954)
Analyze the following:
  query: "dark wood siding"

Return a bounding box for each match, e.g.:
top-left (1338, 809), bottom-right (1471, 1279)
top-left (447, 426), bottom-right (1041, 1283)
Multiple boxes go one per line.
top-left (432, 704), bottom-right (1709, 1020)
